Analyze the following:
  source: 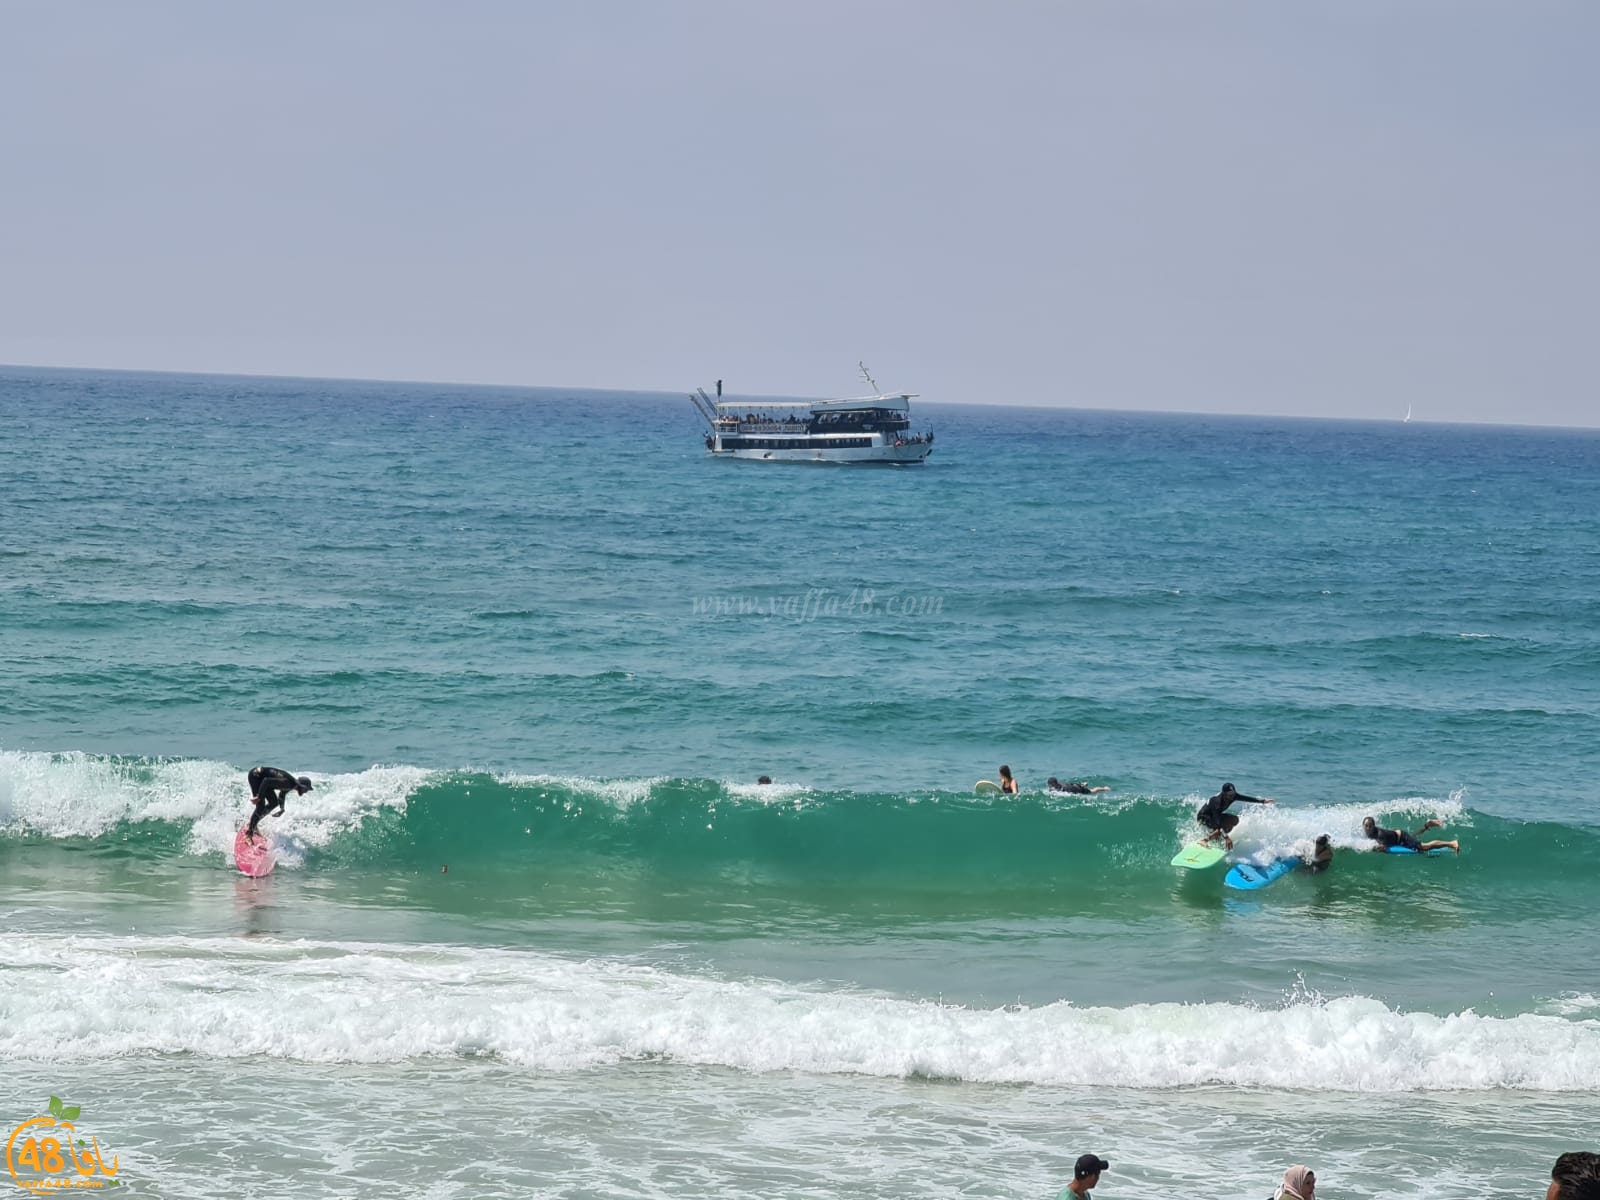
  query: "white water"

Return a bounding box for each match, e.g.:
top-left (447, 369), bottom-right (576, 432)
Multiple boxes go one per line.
top-left (0, 748), bottom-right (427, 857)
top-left (3, 933), bottom-right (1595, 1091)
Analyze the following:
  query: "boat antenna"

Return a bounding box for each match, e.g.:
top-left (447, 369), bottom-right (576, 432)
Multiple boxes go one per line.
top-left (858, 361), bottom-right (879, 395)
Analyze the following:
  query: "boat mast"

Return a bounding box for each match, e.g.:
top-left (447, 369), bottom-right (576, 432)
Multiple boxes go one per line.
top-left (858, 361), bottom-right (880, 396)
top-left (689, 387), bottom-right (719, 428)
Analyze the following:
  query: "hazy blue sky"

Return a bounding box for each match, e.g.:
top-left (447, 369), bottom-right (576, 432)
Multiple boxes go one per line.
top-left (2, 2), bottom-right (1595, 425)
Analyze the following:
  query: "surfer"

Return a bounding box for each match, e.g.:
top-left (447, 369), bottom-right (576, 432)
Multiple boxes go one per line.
top-left (1361, 815), bottom-right (1458, 854)
top-left (1306, 834), bottom-right (1334, 873)
top-left (1057, 1154), bottom-right (1110, 1200)
top-left (998, 765), bottom-right (1019, 794)
top-left (246, 766), bottom-right (313, 839)
top-left (1047, 777), bottom-right (1110, 795)
top-left (1195, 781), bottom-right (1274, 849)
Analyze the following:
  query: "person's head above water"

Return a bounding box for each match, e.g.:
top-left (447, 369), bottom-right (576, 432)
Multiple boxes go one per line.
top-left (295, 776), bottom-right (313, 794)
top-left (1277, 1165), bottom-right (1316, 1200)
top-left (1361, 816), bottom-right (1378, 834)
top-left (999, 765), bottom-right (1013, 780)
top-left (1550, 1151), bottom-right (1600, 1200)
top-left (757, 775), bottom-right (772, 785)
top-left (1074, 1154), bottom-right (1110, 1182)
top-left (1220, 782), bottom-right (1237, 796)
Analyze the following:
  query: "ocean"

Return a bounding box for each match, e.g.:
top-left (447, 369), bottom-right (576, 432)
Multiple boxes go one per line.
top-left (1, 365), bottom-right (1596, 1198)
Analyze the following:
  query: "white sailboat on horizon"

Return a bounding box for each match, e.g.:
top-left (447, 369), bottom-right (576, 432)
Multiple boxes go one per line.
top-left (1403, 402), bottom-right (1413, 423)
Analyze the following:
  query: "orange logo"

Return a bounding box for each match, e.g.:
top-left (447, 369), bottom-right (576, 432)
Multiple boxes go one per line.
top-left (5, 1098), bottom-right (120, 1191)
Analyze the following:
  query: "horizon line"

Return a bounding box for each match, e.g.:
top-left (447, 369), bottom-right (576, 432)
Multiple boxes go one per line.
top-left (2, 359), bottom-right (1593, 434)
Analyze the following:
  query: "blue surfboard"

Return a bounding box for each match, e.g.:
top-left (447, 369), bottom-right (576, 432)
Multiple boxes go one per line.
top-left (1385, 846), bottom-right (1451, 856)
top-left (1224, 856), bottom-right (1299, 890)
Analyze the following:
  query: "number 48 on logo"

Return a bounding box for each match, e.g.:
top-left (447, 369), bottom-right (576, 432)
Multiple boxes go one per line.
top-left (5, 1096), bottom-right (122, 1189)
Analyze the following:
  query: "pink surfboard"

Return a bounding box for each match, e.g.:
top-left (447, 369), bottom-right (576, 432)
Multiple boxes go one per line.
top-left (234, 828), bottom-right (277, 877)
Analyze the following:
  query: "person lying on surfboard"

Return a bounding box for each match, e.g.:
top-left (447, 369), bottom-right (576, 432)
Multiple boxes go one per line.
top-left (1047, 777), bottom-right (1110, 795)
top-left (246, 766), bottom-right (313, 840)
top-left (1361, 815), bottom-right (1458, 854)
top-left (1195, 781), bottom-right (1274, 849)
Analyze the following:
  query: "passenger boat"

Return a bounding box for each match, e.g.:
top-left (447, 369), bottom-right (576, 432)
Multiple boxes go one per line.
top-left (689, 364), bottom-right (934, 464)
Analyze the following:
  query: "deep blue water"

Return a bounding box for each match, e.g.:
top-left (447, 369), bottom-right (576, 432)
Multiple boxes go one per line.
top-left (4, 366), bottom-right (1597, 811)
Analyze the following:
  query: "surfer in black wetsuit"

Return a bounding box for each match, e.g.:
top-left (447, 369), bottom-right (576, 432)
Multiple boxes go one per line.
top-left (1047, 777), bottom-right (1110, 795)
top-left (1196, 782), bottom-right (1274, 849)
top-left (1361, 815), bottom-right (1458, 854)
top-left (246, 766), bottom-right (313, 839)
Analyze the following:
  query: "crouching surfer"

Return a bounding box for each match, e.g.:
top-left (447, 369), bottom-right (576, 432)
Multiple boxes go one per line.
top-left (1195, 781), bottom-right (1274, 850)
top-left (246, 766), bottom-right (313, 840)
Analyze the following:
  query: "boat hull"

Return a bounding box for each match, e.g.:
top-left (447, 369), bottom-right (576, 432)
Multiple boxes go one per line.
top-left (709, 440), bottom-right (933, 464)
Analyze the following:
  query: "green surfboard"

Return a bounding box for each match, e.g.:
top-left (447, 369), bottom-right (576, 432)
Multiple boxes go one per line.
top-left (1171, 841), bottom-right (1226, 870)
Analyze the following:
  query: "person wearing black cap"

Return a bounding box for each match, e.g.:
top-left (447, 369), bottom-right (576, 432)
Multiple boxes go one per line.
top-left (245, 765), bottom-right (313, 840)
top-left (1195, 781), bottom-right (1274, 849)
top-left (1057, 1153), bottom-right (1110, 1200)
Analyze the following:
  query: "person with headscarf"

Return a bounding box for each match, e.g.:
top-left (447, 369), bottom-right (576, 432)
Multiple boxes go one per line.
top-left (1306, 833), bottom-right (1335, 872)
top-left (1274, 1165), bottom-right (1317, 1200)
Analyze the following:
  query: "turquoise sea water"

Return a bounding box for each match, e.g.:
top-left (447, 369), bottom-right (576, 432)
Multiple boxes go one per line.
top-left (2, 366), bottom-right (1597, 1198)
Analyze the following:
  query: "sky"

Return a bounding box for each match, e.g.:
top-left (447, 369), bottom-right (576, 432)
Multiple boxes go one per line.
top-left (1, 1), bottom-right (1596, 426)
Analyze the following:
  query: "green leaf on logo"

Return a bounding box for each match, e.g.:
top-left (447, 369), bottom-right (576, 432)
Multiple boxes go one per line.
top-left (48, 1096), bottom-right (63, 1117)
top-left (63, 1105), bottom-right (81, 1120)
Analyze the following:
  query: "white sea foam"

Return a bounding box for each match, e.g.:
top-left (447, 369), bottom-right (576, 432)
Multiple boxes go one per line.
top-left (1544, 993), bottom-right (1600, 1018)
top-left (0, 749), bottom-right (428, 863)
top-left (2, 933), bottom-right (1594, 1090)
top-left (724, 778), bottom-right (814, 803)
top-left (0, 749), bottom-right (236, 837)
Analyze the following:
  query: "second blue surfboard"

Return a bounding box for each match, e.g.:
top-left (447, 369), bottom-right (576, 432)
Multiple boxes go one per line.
top-left (1223, 856), bottom-right (1299, 890)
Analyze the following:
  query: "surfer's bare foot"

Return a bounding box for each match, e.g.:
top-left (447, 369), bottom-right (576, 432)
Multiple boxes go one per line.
top-left (1448, 841), bottom-right (1459, 854)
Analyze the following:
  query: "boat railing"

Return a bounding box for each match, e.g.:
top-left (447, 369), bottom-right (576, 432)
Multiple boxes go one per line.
top-left (733, 421), bottom-right (809, 433)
